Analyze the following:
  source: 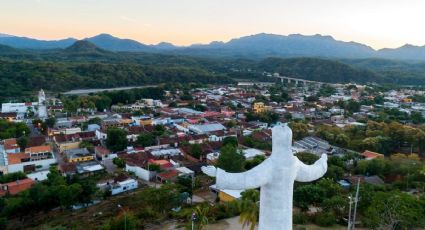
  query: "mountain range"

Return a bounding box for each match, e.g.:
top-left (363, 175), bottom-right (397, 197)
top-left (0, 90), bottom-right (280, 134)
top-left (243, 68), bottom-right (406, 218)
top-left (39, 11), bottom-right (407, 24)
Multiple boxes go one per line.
top-left (1, 32), bottom-right (425, 61)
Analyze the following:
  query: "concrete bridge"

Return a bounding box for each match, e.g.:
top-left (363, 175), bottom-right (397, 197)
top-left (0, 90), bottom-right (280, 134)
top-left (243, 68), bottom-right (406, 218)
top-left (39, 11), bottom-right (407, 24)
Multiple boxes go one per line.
top-left (272, 73), bottom-right (325, 86)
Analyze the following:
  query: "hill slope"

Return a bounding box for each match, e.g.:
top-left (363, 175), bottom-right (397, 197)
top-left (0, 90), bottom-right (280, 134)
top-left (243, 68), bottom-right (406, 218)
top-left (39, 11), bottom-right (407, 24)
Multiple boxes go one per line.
top-left (85, 34), bottom-right (155, 52)
top-left (3, 32), bottom-right (425, 61)
top-left (259, 57), bottom-right (382, 84)
top-left (179, 33), bottom-right (375, 59)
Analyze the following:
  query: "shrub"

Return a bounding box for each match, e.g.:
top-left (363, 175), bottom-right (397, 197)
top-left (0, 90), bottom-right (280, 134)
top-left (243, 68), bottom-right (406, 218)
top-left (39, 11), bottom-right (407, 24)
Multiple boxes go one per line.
top-left (293, 212), bottom-right (309, 225)
top-left (112, 158), bottom-right (126, 168)
top-left (314, 211), bottom-right (336, 227)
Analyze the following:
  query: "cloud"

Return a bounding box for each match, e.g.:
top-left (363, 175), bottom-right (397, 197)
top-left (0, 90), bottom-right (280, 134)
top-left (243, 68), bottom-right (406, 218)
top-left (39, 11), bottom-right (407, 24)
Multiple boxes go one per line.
top-left (120, 16), bottom-right (136, 22)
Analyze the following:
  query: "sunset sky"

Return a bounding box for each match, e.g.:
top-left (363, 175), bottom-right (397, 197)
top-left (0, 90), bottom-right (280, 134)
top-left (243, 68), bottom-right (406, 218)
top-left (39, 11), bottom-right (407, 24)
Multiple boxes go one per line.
top-left (1, 0), bottom-right (424, 49)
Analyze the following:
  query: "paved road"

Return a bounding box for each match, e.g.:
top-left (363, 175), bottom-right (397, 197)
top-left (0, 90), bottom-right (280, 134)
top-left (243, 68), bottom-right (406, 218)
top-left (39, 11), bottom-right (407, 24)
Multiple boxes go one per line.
top-left (25, 119), bottom-right (41, 137)
top-left (62, 85), bottom-right (159, 95)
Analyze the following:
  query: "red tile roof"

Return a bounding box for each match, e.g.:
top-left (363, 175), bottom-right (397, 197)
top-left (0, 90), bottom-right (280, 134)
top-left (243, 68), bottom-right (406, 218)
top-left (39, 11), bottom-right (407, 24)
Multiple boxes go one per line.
top-left (361, 150), bottom-right (384, 160)
top-left (25, 145), bottom-right (51, 154)
top-left (95, 146), bottom-right (111, 156)
top-left (3, 138), bottom-right (19, 150)
top-left (7, 153), bottom-right (30, 165)
top-left (119, 152), bottom-right (153, 167)
top-left (0, 178), bottom-right (34, 196)
top-left (157, 169), bottom-right (179, 181)
top-left (0, 112), bottom-right (17, 118)
top-left (54, 133), bottom-right (81, 143)
top-left (78, 131), bottom-right (96, 139)
top-left (59, 163), bottom-right (77, 174)
top-left (148, 159), bottom-right (174, 169)
top-left (27, 136), bottom-right (46, 147)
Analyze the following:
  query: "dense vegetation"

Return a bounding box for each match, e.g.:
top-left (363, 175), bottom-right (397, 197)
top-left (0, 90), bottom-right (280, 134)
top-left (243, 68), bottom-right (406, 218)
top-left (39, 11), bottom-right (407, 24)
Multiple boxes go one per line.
top-left (259, 57), bottom-right (382, 84)
top-left (0, 59), bottom-right (232, 100)
top-left (315, 120), bottom-right (425, 156)
top-left (0, 120), bottom-right (29, 139)
top-left (0, 167), bottom-right (99, 228)
top-left (291, 152), bottom-right (425, 229)
top-left (4, 41), bottom-right (425, 101)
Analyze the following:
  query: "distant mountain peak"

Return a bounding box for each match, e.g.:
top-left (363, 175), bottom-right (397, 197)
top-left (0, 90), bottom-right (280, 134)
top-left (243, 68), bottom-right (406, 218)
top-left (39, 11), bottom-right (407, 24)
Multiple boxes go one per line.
top-left (0, 33), bottom-right (13, 38)
top-left (400, 44), bottom-right (420, 49)
top-left (84, 33), bottom-right (153, 52)
top-left (3, 32), bottom-right (425, 61)
top-left (154, 42), bottom-right (176, 49)
top-left (65, 40), bottom-right (107, 53)
top-left (89, 33), bottom-right (116, 39)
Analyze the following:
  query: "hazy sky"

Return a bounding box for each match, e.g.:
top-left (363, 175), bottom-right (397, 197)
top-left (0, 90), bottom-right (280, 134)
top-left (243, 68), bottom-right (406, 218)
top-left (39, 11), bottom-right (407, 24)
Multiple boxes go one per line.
top-left (1, 0), bottom-right (424, 49)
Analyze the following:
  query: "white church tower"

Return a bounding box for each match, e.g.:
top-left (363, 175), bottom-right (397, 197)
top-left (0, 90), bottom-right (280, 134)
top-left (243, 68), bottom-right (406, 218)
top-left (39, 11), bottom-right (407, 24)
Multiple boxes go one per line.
top-left (38, 89), bottom-right (48, 119)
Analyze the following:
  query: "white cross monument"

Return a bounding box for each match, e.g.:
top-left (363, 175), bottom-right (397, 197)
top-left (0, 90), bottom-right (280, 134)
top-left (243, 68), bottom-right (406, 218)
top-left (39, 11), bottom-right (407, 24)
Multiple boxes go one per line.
top-left (202, 124), bottom-right (328, 230)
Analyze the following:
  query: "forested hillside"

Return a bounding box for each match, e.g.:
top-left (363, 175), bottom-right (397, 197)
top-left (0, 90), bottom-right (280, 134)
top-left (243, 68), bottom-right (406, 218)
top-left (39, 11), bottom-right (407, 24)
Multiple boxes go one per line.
top-left (3, 41), bottom-right (425, 102)
top-left (259, 57), bottom-right (382, 83)
top-left (0, 59), bottom-right (232, 100)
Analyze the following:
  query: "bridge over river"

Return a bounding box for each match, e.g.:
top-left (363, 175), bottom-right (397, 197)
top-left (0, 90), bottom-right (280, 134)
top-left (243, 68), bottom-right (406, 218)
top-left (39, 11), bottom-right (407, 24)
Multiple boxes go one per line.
top-left (272, 73), bottom-right (331, 86)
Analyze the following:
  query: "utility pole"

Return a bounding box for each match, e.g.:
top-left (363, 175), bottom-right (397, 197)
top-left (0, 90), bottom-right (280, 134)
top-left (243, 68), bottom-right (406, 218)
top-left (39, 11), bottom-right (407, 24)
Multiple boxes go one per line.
top-left (352, 178), bottom-right (360, 230)
top-left (347, 195), bottom-right (353, 230)
top-left (191, 212), bottom-right (197, 230)
top-left (191, 173), bottom-right (195, 205)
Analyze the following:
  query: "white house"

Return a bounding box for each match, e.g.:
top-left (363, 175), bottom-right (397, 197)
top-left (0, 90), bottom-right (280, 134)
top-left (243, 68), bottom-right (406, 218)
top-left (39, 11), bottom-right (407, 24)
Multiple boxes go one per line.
top-left (126, 164), bottom-right (155, 181)
top-left (111, 179), bottom-right (138, 195)
top-left (188, 123), bottom-right (226, 134)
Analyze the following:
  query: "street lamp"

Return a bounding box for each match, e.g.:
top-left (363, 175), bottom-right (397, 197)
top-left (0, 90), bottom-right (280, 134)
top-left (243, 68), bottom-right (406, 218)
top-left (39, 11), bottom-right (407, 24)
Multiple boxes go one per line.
top-left (117, 204), bottom-right (127, 230)
top-left (352, 178), bottom-right (360, 230)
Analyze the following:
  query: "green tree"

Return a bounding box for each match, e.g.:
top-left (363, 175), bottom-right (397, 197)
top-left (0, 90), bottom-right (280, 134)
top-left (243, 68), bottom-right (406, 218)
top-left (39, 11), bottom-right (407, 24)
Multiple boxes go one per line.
top-left (193, 203), bottom-right (210, 230)
top-left (190, 144), bottom-right (202, 159)
top-left (364, 191), bottom-right (425, 229)
top-left (0, 172), bottom-right (27, 183)
top-left (294, 184), bottom-right (325, 210)
top-left (113, 158), bottom-right (126, 168)
top-left (106, 128), bottom-right (128, 152)
top-left (238, 189), bottom-right (260, 230)
top-left (317, 85), bottom-right (336, 97)
top-left (17, 136), bottom-right (28, 150)
top-left (321, 195), bottom-right (347, 220)
top-left (245, 155), bottom-right (266, 170)
top-left (289, 122), bottom-right (309, 140)
top-left (47, 166), bottom-right (66, 186)
top-left (152, 125), bottom-right (166, 137)
top-left (136, 133), bottom-right (155, 147)
top-left (138, 184), bottom-right (181, 214)
top-left (88, 117), bottom-right (102, 125)
top-left (314, 211), bottom-right (336, 227)
top-left (79, 140), bottom-right (94, 153)
top-left (217, 144), bottom-right (245, 173)
top-left (222, 136), bottom-right (238, 147)
top-left (411, 111), bottom-right (425, 124)
top-left (44, 117), bottom-right (56, 128)
top-left (345, 100), bottom-right (360, 114)
top-left (296, 152), bottom-right (319, 164)
top-left (105, 210), bottom-right (138, 230)
top-left (0, 120), bottom-right (30, 139)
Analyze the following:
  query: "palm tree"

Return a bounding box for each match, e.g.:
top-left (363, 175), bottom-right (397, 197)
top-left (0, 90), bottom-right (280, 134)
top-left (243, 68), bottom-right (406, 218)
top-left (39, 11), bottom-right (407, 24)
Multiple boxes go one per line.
top-left (191, 203), bottom-right (210, 230)
top-left (238, 189), bottom-right (260, 230)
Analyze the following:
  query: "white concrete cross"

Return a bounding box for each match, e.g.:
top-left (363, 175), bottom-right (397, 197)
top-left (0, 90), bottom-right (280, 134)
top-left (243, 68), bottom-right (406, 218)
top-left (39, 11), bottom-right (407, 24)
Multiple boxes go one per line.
top-left (202, 124), bottom-right (328, 230)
